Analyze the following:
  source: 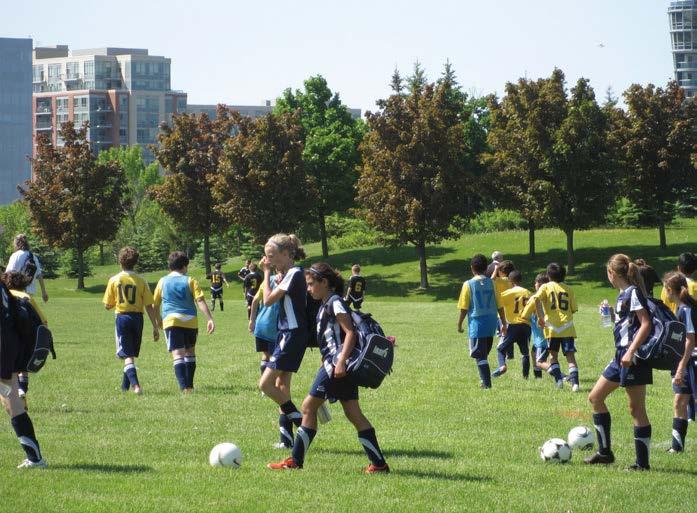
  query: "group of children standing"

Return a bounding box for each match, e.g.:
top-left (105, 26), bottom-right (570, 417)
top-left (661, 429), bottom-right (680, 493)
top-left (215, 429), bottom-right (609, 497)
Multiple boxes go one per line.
top-left (457, 251), bottom-right (697, 471)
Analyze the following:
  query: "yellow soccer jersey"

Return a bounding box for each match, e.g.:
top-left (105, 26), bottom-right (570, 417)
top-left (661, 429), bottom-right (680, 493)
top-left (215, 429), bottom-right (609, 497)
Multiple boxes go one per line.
top-left (660, 278), bottom-right (697, 314)
top-left (531, 281), bottom-right (578, 338)
top-left (493, 276), bottom-right (512, 298)
top-left (500, 285), bottom-right (532, 326)
top-left (10, 290), bottom-right (47, 325)
top-left (153, 273), bottom-right (205, 329)
top-left (103, 271), bottom-right (154, 314)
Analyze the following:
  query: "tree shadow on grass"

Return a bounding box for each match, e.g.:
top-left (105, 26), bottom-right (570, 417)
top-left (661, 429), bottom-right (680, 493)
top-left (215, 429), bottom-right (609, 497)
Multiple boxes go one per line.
top-left (318, 245), bottom-right (455, 270)
top-left (315, 447), bottom-right (453, 460)
top-left (652, 467), bottom-right (697, 477)
top-left (390, 469), bottom-right (493, 483)
top-left (51, 463), bottom-right (153, 473)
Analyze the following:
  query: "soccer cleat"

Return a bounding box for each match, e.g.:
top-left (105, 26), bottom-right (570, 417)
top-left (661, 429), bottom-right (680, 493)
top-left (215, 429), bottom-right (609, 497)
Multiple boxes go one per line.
top-left (584, 451), bottom-right (615, 465)
top-left (667, 447), bottom-right (682, 454)
top-left (267, 457), bottom-right (301, 470)
top-left (365, 463), bottom-right (390, 474)
top-left (572, 384), bottom-right (580, 393)
top-left (492, 366), bottom-right (507, 378)
top-left (626, 464), bottom-right (650, 472)
top-left (17, 458), bottom-right (47, 469)
top-left (272, 442), bottom-right (292, 449)
top-left (17, 389), bottom-right (26, 398)
top-left (133, 385), bottom-right (143, 395)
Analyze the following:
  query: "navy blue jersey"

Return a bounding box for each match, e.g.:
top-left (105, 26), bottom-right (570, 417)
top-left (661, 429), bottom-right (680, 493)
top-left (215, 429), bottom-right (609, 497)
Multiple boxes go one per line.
top-left (244, 272), bottom-right (262, 298)
top-left (347, 275), bottom-right (366, 300)
top-left (677, 304), bottom-right (697, 357)
top-left (316, 295), bottom-right (358, 375)
top-left (613, 286), bottom-right (648, 349)
top-left (277, 267), bottom-right (307, 332)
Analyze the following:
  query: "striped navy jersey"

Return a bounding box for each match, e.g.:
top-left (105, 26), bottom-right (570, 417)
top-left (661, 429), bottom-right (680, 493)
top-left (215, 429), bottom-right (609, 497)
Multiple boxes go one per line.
top-left (316, 295), bottom-right (358, 374)
top-left (613, 286), bottom-right (648, 349)
top-left (277, 267), bottom-right (307, 332)
top-left (676, 304), bottom-right (697, 357)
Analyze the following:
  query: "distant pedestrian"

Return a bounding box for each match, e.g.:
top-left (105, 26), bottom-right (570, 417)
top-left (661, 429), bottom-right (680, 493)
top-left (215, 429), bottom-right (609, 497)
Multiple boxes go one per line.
top-left (485, 251), bottom-right (503, 278)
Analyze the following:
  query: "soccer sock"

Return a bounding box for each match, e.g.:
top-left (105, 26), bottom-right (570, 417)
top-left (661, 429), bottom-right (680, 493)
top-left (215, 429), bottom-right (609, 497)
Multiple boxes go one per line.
top-left (280, 400), bottom-right (303, 427)
top-left (672, 417), bottom-right (688, 452)
top-left (521, 354), bottom-right (530, 378)
top-left (291, 426), bottom-right (316, 466)
top-left (548, 363), bottom-right (563, 382)
top-left (124, 363), bottom-right (139, 387)
top-left (18, 375), bottom-right (29, 394)
top-left (220, 300), bottom-right (224, 312)
top-left (260, 360), bottom-right (268, 376)
top-left (496, 348), bottom-right (507, 368)
top-left (184, 356), bottom-right (197, 388)
top-left (11, 412), bottom-right (42, 462)
top-left (634, 424), bottom-right (651, 468)
top-left (173, 358), bottom-right (187, 390)
top-left (358, 428), bottom-right (386, 466)
top-left (533, 368), bottom-right (543, 379)
top-left (568, 365), bottom-right (579, 386)
top-left (279, 414), bottom-right (294, 447)
top-left (688, 398), bottom-right (695, 421)
top-left (476, 360), bottom-right (491, 388)
top-left (592, 412), bottom-right (612, 454)
top-left (121, 371), bottom-right (130, 391)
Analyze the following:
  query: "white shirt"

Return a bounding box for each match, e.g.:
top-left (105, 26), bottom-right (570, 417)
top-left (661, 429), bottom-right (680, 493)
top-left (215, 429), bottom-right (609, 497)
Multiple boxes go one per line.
top-left (6, 250), bottom-right (43, 295)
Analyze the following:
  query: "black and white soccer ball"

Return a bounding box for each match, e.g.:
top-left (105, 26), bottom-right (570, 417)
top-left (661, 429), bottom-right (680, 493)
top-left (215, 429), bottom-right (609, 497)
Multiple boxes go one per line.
top-left (567, 426), bottom-right (594, 450)
top-left (540, 438), bottom-right (572, 463)
top-left (209, 442), bottom-right (243, 468)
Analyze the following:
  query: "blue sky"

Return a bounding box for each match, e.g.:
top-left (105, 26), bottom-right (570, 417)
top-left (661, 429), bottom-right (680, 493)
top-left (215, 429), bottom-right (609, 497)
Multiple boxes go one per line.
top-left (6, 0), bottom-right (675, 111)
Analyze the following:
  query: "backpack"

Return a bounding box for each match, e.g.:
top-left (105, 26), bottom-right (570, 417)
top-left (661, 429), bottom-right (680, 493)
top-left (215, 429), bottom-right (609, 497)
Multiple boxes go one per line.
top-left (20, 252), bottom-right (38, 281)
top-left (306, 294), bottom-right (321, 348)
top-left (624, 286), bottom-right (686, 370)
top-left (14, 296), bottom-right (55, 373)
top-left (323, 298), bottom-right (394, 389)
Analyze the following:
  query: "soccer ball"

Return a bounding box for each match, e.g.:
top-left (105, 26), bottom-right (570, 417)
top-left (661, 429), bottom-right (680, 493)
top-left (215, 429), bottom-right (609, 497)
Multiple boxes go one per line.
top-left (540, 438), bottom-right (572, 463)
top-left (567, 426), bottom-right (594, 450)
top-left (209, 442), bottom-right (243, 468)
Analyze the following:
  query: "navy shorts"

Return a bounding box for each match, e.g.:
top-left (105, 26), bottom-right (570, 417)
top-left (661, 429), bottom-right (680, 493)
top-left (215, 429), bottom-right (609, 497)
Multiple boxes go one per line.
top-left (309, 365), bottom-right (359, 402)
top-left (469, 337), bottom-right (493, 360)
top-left (255, 336), bottom-right (274, 354)
top-left (498, 324), bottom-right (531, 357)
top-left (602, 349), bottom-right (653, 387)
top-left (211, 287), bottom-right (223, 300)
top-left (165, 327), bottom-right (198, 352)
top-left (115, 312), bottom-right (144, 359)
top-left (267, 329), bottom-right (307, 373)
top-left (672, 359), bottom-right (696, 395)
top-left (0, 325), bottom-right (24, 379)
top-left (348, 296), bottom-right (364, 310)
top-left (549, 337), bottom-right (576, 355)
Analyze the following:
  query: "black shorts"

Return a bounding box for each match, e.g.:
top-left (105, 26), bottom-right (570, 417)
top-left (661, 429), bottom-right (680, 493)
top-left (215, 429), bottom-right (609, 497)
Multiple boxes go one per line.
top-left (115, 312), bottom-right (144, 358)
top-left (245, 294), bottom-right (254, 307)
top-left (309, 365), bottom-right (359, 402)
top-left (165, 327), bottom-right (198, 352)
top-left (602, 349), bottom-right (653, 387)
top-left (255, 336), bottom-right (274, 354)
top-left (548, 337), bottom-right (576, 355)
top-left (469, 337), bottom-right (493, 361)
top-left (267, 329), bottom-right (307, 373)
top-left (497, 324), bottom-right (531, 356)
top-left (0, 325), bottom-right (24, 380)
top-left (211, 287), bottom-right (223, 300)
top-left (348, 296), bottom-right (364, 309)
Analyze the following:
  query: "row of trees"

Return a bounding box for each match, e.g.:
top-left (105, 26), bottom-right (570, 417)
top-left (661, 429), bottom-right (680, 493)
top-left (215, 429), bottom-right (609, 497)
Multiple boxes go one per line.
top-left (20, 65), bottom-right (697, 288)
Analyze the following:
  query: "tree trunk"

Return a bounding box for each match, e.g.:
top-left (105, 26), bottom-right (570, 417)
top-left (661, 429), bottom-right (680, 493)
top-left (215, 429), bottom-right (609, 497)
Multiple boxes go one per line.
top-left (319, 211), bottom-right (329, 259)
top-left (236, 227), bottom-right (242, 256)
top-left (528, 220), bottom-right (536, 257)
top-left (203, 233), bottom-right (211, 276)
top-left (99, 243), bottom-right (105, 266)
top-left (77, 246), bottom-right (85, 290)
top-left (659, 222), bottom-right (667, 250)
top-left (565, 228), bottom-right (575, 275)
top-left (415, 241), bottom-right (429, 289)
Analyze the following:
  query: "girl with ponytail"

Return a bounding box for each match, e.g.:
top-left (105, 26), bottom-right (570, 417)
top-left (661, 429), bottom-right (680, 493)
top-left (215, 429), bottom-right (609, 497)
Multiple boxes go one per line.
top-left (267, 262), bottom-right (390, 473)
top-left (662, 272), bottom-right (697, 452)
top-left (585, 254), bottom-right (653, 470)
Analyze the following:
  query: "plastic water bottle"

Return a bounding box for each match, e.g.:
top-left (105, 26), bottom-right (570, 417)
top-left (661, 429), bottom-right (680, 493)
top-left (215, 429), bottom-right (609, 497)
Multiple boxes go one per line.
top-left (600, 300), bottom-right (612, 328)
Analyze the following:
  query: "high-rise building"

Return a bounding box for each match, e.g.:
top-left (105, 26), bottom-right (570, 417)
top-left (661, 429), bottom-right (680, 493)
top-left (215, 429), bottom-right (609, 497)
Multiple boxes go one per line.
top-left (32, 46), bottom-right (187, 162)
top-left (0, 37), bottom-right (32, 204)
top-left (668, 1), bottom-right (697, 98)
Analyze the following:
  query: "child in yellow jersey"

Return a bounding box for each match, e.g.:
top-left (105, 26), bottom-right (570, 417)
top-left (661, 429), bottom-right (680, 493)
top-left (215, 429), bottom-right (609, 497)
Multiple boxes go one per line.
top-left (660, 253), bottom-right (697, 314)
top-left (528, 263), bottom-right (580, 391)
top-left (153, 251), bottom-right (215, 393)
top-left (103, 247), bottom-right (160, 395)
top-left (493, 270), bottom-right (532, 379)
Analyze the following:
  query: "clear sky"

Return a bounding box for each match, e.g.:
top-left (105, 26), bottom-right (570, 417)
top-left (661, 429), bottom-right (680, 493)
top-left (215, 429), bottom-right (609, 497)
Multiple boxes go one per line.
top-left (5, 0), bottom-right (675, 112)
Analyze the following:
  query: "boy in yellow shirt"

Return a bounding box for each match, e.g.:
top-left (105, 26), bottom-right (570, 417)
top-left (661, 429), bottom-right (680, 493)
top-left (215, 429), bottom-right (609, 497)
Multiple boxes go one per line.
top-left (103, 247), bottom-right (160, 395)
top-left (494, 270), bottom-right (532, 379)
top-left (660, 253), bottom-right (697, 313)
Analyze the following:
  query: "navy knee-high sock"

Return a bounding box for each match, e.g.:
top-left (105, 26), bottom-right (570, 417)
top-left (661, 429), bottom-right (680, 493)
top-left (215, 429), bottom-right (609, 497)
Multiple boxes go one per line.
top-left (688, 397), bottom-right (695, 421)
top-left (124, 363), bottom-right (139, 387)
top-left (184, 356), bottom-right (197, 388)
top-left (358, 428), bottom-right (386, 466)
top-left (548, 363), bottom-right (563, 382)
top-left (173, 358), bottom-right (187, 390)
top-left (121, 371), bottom-right (130, 391)
top-left (260, 360), bottom-right (268, 376)
top-left (496, 349), bottom-right (507, 368)
top-left (279, 414), bottom-right (294, 447)
top-left (593, 412), bottom-right (612, 454)
top-left (291, 426), bottom-right (316, 466)
top-left (568, 365), bottom-right (579, 386)
top-left (521, 354), bottom-right (530, 378)
top-left (672, 418), bottom-right (688, 452)
top-left (476, 359), bottom-right (491, 388)
top-left (280, 400), bottom-right (303, 427)
top-left (11, 412), bottom-right (42, 462)
top-left (634, 424), bottom-right (651, 469)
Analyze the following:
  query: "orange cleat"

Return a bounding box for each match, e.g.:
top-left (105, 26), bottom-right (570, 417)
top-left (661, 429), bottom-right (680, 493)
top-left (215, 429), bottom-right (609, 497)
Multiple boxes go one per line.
top-left (267, 457), bottom-right (301, 470)
top-left (365, 463), bottom-right (390, 474)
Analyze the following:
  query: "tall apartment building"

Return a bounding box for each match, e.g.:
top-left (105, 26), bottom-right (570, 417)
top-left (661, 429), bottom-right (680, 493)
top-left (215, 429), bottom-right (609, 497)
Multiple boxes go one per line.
top-left (32, 46), bottom-right (187, 162)
top-left (668, 0), bottom-right (697, 98)
top-left (0, 37), bottom-right (32, 204)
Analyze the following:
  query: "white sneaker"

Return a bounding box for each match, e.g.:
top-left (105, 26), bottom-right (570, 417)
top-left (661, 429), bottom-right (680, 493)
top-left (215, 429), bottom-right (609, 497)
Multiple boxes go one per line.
top-left (555, 379), bottom-right (564, 389)
top-left (572, 384), bottom-right (580, 392)
top-left (17, 458), bottom-right (47, 469)
top-left (317, 403), bottom-right (332, 424)
top-left (18, 389), bottom-right (26, 398)
top-left (272, 442), bottom-right (292, 450)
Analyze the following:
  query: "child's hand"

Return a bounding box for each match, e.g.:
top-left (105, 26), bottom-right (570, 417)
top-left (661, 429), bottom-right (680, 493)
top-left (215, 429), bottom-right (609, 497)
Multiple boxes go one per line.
top-left (207, 319), bottom-right (215, 334)
top-left (500, 324), bottom-right (508, 337)
top-left (537, 317), bottom-right (545, 329)
top-left (673, 366), bottom-right (685, 387)
top-left (260, 257), bottom-right (271, 273)
top-left (152, 327), bottom-right (160, 342)
top-left (620, 349), bottom-right (634, 368)
top-left (248, 320), bottom-right (255, 333)
top-left (457, 325), bottom-right (464, 333)
top-left (334, 358), bottom-right (347, 378)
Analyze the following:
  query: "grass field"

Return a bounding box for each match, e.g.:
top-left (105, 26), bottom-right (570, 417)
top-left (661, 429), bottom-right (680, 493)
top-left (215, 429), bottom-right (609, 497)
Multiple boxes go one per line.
top-left (1, 221), bottom-right (696, 513)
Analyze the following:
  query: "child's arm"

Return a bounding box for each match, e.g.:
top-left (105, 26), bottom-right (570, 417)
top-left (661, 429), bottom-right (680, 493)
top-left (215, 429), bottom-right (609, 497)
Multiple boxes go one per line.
top-left (196, 297), bottom-right (215, 334)
top-left (498, 307), bottom-right (508, 336)
top-left (621, 308), bottom-right (651, 368)
top-left (145, 304), bottom-right (160, 341)
top-left (673, 333), bottom-right (695, 386)
top-left (457, 309), bottom-right (467, 333)
top-left (261, 258), bottom-right (286, 306)
top-left (334, 312), bottom-right (357, 378)
top-left (249, 292), bottom-right (262, 333)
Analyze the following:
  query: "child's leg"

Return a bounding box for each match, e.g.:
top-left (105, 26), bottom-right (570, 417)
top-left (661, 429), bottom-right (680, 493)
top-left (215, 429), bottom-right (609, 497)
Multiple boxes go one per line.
top-left (219, 295), bottom-right (224, 312)
top-left (672, 393), bottom-right (690, 452)
top-left (289, 395), bottom-right (322, 466)
top-left (493, 337), bottom-right (509, 377)
top-left (626, 385), bottom-right (651, 469)
top-left (17, 372), bottom-right (28, 397)
top-left (171, 348), bottom-right (188, 390)
top-left (184, 348), bottom-right (197, 389)
top-left (469, 338), bottom-right (492, 388)
top-left (123, 357), bottom-right (140, 391)
top-left (565, 347), bottom-right (579, 388)
top-left (260, 351), bottom-right (271, 376)
top-left (2, 376), bottom-right (44, 465)
top-left (518, 340), bottom-right (530, 378)
top-left (547, 350), bottom-right (564, 384)
top-left (342, 400), bottom-right (388, 468)
top-left (587, 375), bottom-right (619, 457)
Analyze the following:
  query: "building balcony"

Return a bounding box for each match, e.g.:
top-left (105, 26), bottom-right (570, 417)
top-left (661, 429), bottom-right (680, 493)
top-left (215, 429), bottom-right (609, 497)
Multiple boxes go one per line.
top-left (679, 79), bottom-right (697, 87)
top-left (64, 73), bottom-right (81, 81)
top-left (677, 60), bottom-right (697, 69)
top-left (672, 41), bottom-right (697, 50)
top-left (35, 108), bottom-right (52, 115)
top-left (671, 22), bottom-right (695, 30)
top-left (669, 1), bottom-right (697, 11)
top-left (92, 123), bottom-right (113, 129)
top-left (32, 77), bottom-right (45, 84)
top-left (35, 123), bottom-right (53, 131)
top-left (91, 106), bottom-right (113, 113)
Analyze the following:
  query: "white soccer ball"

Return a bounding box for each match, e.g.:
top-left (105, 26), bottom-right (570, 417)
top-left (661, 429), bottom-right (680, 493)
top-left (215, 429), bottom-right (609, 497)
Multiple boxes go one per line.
top-left (567, 426), bottom-right (594, 450)
top-left (540, 438), bottom-right (572, 463)
top-left (209, 442), bottom-right (243, 468)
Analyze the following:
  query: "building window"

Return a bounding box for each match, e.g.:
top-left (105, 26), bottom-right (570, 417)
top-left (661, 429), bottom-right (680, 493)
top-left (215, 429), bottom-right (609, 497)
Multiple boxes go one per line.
top-left (83, 61), bottom-right (95, 78)
top-left (32, 65), bottom-right (44, 83)
top-left (48, 64), bottom-right (61, 80)
top-left (66, 61), bottom-right (79, 79)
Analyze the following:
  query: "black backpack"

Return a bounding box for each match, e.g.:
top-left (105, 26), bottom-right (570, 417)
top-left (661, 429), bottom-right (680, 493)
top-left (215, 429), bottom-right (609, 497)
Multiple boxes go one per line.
top-left (306, 293), bottom-right (321, 348)
top-left (14, 296), bottom-right (55, 373)
top-left (20, 252), bottom-right (38, 281)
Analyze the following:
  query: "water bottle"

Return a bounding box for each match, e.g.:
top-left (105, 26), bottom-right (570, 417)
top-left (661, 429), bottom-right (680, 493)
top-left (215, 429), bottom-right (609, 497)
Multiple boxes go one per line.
top-left (600, 300), bottom-right (612, 328)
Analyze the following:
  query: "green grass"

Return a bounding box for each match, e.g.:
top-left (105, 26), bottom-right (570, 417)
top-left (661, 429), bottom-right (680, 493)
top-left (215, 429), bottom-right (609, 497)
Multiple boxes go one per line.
top-left (1, 221), bottom-right (696, 512)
